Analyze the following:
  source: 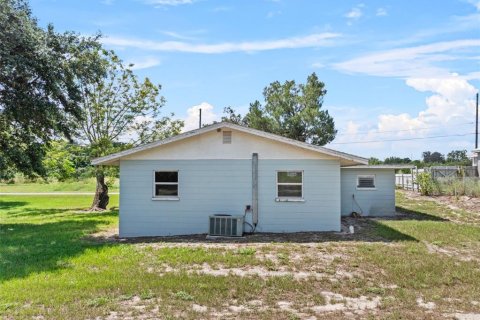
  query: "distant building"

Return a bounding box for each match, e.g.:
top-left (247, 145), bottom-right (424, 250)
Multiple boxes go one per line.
top-left (472, 149), bottom-right (480, 175)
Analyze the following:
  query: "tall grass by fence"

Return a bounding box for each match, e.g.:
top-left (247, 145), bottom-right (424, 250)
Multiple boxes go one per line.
top-left (395, 166), bottom-right (480, 197)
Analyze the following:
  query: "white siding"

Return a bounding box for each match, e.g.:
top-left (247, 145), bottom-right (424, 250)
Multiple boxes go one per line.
top-left (122, 129), bottom-right (337, 161)
top-left (340, 169), bottom-right (396, 216)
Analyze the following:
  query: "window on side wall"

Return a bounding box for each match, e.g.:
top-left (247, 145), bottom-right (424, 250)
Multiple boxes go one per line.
top-left (356, 175), bottom-right (375, 190)
top-left (153, 171), bottom-right (179, 199)
top-left (276, 171), bottom-right (303, 201)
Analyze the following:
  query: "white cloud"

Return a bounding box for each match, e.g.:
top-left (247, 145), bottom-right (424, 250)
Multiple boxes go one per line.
top-left (329, 76), bottom-right (478, 158)
top-left (159, 30), bottom-right (197, 41)
top-left (466, 0), bottom-right (480, 11)
top-left (102, 32), bottom-right (341, 54)
top-left (144, 0), bottom-right (194, 6)
top-left (379, 7), bottom-right (480, 47)
top-left (311, 62), bottom-right (325, 68)
top-left (182, 102), bottom-right (221, 131)
top-left (345, 6), bottom-right (363, 19)
top-left (376, 8), bottom-right (387, 16)
top-left (128, 56), bottom-right (161, 70)
top-left (333, 39), bottom-right (480, 78)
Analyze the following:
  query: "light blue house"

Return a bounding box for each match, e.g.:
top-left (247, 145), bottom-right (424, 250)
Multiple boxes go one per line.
top-left (93, 122), bottom-right (398, 237)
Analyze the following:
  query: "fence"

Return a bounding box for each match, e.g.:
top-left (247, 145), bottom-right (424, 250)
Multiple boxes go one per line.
top-left (395, 171), bottom-right (419, 191)
top-left (427, 166), bottom-right (478, 179)
top-left (395, 166), bottom-right (479, 192)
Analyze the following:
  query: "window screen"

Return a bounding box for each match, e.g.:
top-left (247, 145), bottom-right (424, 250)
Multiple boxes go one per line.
top-left (154, 171), bottom-right (179, 197)
top-left (277, 171), bottom-right (303, 198)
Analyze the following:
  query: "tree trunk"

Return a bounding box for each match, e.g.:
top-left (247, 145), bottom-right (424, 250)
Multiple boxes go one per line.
top-left (90, 168), bottom-right (109, 210)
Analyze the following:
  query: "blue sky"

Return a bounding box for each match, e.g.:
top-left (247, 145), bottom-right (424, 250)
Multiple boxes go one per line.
top-left (31, 0), bottom-right (480, 159)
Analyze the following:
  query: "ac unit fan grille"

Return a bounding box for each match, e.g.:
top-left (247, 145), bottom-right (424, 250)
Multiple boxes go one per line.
top-left (209, 215), bottom-right (243, 237)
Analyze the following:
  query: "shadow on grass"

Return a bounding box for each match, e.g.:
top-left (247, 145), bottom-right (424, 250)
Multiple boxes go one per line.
top-left (0, 211), bottom-right (117, 282)
top-left (370, 220), bottom-right (417, 242)
top-left (4, 208), bottom-right (89, 217)
top-left (395, 206), bottom-right (448, 221)
top-left (0, 200), bottom-right (28, 210)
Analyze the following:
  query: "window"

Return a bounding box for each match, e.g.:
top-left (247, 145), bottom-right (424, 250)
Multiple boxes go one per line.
top-left (276, 171), bottom-right (303, 200)
top-left (223, 131), bottom-right (232, 144)
top-left (357, 175), bottom-right (375, 189)
top-left (153, 171), bottom-right (179, 199)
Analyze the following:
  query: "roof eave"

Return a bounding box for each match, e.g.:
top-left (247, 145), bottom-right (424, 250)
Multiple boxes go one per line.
top-left (341, 165), bottom-right (415, 169)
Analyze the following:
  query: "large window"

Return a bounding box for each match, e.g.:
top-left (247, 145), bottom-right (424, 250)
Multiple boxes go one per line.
top-left (153, 171), bottom-right (179, 199)
top-left (276, 171), bottom-right (303, 199)
top-left (357, 175), bottom-right (375, 190)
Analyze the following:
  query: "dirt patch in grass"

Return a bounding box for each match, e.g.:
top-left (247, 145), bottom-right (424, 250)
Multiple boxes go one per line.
top-left (402, 190), bottom-right (480, 223)
top-left (423, 241), bottom-right (480, 262)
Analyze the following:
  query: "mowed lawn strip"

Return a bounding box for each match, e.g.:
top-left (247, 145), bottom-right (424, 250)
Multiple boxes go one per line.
top-left (0, 191), bottom-right (479, 319)
top-left (0, 178), bottom-right (119, 193)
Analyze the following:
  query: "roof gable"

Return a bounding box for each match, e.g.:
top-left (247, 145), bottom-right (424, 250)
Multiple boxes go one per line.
top-left (92, 122), bottom-right (368, 166)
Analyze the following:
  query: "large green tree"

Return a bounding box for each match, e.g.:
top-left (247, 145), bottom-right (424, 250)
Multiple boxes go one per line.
top-left (77, 51), bottom-right (183, 210)
top-left (0, 0), bottom-right (103, 179)
top-left (224, 73), bottom-right (336, 145)
top-left (446, 149), bottom-right (470, 165)
top-left (422, 151), bottom-right (445, 164)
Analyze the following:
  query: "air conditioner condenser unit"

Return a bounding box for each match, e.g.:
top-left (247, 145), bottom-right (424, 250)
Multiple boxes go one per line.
top-left (208, 214), bottom-right (244, 237)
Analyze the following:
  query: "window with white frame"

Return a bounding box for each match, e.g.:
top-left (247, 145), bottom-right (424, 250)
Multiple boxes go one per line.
top-left (357, 175), bottom-right (375, 189)
top-left (277, 171), bottom-right (303, 199)
top-left (153, 171), bottom-right (179, 198)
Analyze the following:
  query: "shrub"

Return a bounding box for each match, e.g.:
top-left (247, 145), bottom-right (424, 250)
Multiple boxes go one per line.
top-left (417, 172), bottom-right (435, 196)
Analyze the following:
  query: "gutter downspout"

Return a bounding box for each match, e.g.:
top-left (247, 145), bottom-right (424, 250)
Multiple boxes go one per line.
top-left (252, 153), bottom-right (258, 228)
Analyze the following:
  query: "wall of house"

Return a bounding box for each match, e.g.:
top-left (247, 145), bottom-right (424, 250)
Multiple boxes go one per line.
top-left (340, 169), bottom-right (395, 216)
top-left (122, 128), bottom-right (337, 160)
top-left (119, 159), bottom-right (341, 237)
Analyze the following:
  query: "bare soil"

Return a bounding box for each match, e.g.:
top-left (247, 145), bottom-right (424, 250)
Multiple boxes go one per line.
top-left (88, 215), bottom-right (410, 244)
top-left (403, 190), bottom-right (480, 215)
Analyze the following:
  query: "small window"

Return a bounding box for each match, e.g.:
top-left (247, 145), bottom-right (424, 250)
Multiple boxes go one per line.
top-left (357, 175), bottom-right (375, 189)
top-left (223, 131), bottom-right (232, 144)
top-left (153, 171), bottom-right (179, 198)
top-left (277, 171), bottom-right (303, 199)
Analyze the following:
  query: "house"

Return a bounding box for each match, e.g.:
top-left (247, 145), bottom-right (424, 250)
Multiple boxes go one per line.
top-left (93, 122), bottom-right (399, 237)
top-left (472, 149), bottom-right (480, 176)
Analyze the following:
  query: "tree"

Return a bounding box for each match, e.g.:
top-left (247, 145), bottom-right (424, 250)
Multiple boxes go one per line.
top-left (42, 140), bottom-right (96, 181)
top-left (221, 106), bottom-right (245, 125)
top-left (77, 50), bottom-right (183, 210)
top-left (235, 73), bottom-right (336, 145)
top-left (446, 150), bottom-right (469, 165)
top-left (422, 151), bottom-right (445, 163)
top-left (368, 157), bottom-right (382, 165)
top-left (384, 156), bottom-right (412, 164)
top-left (43, 141), bottom-right (76, 181)
top-left (0, 0), bottom-right (103, 179)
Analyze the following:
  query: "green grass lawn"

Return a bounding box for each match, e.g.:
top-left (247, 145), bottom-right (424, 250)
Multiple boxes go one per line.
top-left (0, 178), bottom-right (119, 193)
top-left (0, 191), bottom-right (479, 319)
